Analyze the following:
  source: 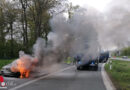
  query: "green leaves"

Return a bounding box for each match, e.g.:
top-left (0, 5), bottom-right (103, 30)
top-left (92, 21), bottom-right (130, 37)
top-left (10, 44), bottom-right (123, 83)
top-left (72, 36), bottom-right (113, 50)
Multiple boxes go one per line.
top-left (121, 47), bottom-right (130, 56)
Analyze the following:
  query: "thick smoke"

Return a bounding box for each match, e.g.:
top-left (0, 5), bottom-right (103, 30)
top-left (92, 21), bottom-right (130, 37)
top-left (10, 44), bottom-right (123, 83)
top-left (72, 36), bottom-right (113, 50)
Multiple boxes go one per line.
top-left (10, 0), bottom-right (130, 73)
top-left (10, 8), bottom-right (100, 75)
top-left (33, 8), bottom-right (100, 67)
top-left (97, 0), bottom-right (130, 50)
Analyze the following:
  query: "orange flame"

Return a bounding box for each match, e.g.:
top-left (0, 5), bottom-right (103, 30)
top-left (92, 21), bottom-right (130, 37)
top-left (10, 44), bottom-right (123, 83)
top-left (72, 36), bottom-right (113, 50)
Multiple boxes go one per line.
top-left (17, 60), bottom-right (30, 78)
top-left (11, 58), bottom-right (38, 78)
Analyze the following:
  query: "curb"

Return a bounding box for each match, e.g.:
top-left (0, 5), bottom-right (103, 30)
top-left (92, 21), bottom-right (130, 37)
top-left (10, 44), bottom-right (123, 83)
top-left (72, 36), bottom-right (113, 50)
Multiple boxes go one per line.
top-left (101, 63), bottom-right (116, 90)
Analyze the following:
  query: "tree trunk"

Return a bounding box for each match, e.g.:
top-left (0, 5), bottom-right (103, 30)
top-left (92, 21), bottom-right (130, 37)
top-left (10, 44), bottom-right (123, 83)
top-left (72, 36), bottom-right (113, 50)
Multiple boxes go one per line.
top-left (23, 7), bottom-right (28, 46)
top-left (20, 0), bottom-right (28, 48)
top-left (10, 22), bottom-right (14, 57)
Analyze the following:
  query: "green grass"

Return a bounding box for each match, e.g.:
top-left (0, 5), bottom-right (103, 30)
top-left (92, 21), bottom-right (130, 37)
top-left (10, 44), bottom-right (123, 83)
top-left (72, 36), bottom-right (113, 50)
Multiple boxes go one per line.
top-left (0, 59), bottom-right (14, 69)
top-left (105, 60), bottom-right (130, 90)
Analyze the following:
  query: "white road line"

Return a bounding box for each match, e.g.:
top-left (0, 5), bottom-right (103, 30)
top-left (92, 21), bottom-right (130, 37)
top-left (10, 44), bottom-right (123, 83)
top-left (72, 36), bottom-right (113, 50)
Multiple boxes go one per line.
top-left (101, 63), bottom-right (116, 90)
top-left (9, 66), bottom-right (75, 90)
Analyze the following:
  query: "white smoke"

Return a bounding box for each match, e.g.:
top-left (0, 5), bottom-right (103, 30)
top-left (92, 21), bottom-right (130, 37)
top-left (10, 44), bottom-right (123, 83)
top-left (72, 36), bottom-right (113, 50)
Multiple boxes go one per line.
top-left (97, 0), bottom-right (130, 50)
top-left (33, 8), bottom-right (100, 67)
top-left (9, 0), bottom-right (130, 76)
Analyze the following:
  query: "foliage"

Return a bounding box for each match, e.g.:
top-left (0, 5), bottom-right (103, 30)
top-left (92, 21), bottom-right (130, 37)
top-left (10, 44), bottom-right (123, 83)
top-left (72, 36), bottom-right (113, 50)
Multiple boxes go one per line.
top-left (105, 60), bottom-right (130, 90)
top-left (121, 47), bottom-right (130, 56)
top-left (0, 59), bottom-right (14, 69)
top-left (0, 0), bottom-right (66, 59)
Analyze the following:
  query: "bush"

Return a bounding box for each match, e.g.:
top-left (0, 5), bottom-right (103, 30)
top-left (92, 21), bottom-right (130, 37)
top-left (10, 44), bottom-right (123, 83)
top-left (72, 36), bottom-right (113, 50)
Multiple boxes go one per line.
top-left (0, 40), bottom-right (32, 59)
top-left (121, 47), bottom-right (130, 56)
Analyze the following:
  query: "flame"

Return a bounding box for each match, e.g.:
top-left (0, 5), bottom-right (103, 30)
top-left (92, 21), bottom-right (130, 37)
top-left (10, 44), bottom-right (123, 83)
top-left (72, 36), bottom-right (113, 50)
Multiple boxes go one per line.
top-left (11, 57), bottom-right (38, 78)
top-left (17, 60), bottom-right (30, 78)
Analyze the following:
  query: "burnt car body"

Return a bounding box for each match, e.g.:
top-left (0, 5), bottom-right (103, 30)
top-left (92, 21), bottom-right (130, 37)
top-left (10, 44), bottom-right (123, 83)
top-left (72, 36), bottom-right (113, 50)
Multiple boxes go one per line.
top-left (0, 63), bottom-right (20, 77)
top-left (75, 55), bottom-right (99, 70)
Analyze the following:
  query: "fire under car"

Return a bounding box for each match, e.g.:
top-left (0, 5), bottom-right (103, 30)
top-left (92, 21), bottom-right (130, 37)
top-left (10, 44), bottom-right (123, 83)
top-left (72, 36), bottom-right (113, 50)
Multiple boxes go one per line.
top-left (75, 55), bottom-right (99, 70)
top-left (0, 56), bottom-right (38, 78)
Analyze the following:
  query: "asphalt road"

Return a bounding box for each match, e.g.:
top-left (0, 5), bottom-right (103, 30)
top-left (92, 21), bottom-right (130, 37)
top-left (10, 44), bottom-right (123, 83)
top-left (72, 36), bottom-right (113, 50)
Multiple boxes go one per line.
top-left (4, 63), bottom-right (106, 90)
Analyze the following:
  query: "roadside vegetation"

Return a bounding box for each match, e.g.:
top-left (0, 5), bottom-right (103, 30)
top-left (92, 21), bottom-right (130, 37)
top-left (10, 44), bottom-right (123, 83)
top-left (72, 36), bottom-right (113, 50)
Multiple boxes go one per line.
top-left (105, 59), bottom-right (130, 90)
top-left (113, 47), bottom-right (130, 58)
top-left (121, 47), bottom-right (130, 56)
top-left (0, 0), bottom-right (78, 59)
top-left (0, 59), bottom-right (14, 69)
top-left (0, 0), bottom-right (58, 59)
top-left (116, 56), bottom-right (130, 58)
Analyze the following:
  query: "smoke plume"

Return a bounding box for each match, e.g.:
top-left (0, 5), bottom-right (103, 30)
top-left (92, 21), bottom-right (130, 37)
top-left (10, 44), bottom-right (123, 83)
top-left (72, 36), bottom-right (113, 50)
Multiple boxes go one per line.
top-left (10, 8), bottom-right (101, 76)
top-left (97, 0), bottom-right (130, 50)
top-left (10, 0), bottom-right (130, 76)
top-left (33, 8), bottom-right (100, 67)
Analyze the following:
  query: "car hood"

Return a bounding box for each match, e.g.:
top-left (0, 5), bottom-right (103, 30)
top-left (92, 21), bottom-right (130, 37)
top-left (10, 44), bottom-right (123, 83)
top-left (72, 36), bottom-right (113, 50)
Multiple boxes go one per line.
top-left (2, 64), bottom-right (12, 70)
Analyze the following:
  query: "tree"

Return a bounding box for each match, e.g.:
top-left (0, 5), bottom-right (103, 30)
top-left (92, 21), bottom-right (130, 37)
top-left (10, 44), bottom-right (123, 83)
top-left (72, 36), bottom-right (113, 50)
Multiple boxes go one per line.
top-left (121, 47), bottom-right (130, 56)
top-left (20, 0), bottom-right (28, 47)
top-left (28, 0), bottom-right (60, 41)
top-left (0, 0), bottom-right (66, 58)
top-left (0, 5), bottom-right (7, 58)
top-left (67, 3), bottom-right (79, 19)
top-left (0, 0), bottom-right (7, 43)
top-left (5, 1), bottom-right (18, 57)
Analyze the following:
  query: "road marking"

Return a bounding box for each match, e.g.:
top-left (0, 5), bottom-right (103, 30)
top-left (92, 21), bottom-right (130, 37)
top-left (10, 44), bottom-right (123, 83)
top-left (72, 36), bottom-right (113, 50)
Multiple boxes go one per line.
top-left (101, 63), bottom-right (116, 90)
top-left (9, 66), bottom-right (75, 90)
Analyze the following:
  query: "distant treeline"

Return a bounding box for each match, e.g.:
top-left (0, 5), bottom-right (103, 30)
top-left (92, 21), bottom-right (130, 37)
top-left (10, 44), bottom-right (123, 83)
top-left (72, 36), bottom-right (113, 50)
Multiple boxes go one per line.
top-left (0, 0), bottom-right (78, 59)
top-left (0, 0), bottom-right (60, 58)
top-left (121, 47), bottom-right (130, 56)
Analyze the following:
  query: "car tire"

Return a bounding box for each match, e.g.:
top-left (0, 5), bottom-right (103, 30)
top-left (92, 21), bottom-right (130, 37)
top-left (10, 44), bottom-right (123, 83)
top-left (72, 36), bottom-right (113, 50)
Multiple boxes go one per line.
top-left (94, 66), bottom-right (98, 71)
top-left (77, 66), bottom-right (82, 70)
top-left (77, 66), bottom-right (80, 70)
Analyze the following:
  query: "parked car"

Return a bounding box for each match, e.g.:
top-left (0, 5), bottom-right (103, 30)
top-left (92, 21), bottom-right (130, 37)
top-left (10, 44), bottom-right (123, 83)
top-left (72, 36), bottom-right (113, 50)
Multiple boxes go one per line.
top-left (99, 52), bottom-right (109, 63)
top-left (75, 55), bottom-right (99, 70)
top-left (122, 56), bottom-right (128, 59)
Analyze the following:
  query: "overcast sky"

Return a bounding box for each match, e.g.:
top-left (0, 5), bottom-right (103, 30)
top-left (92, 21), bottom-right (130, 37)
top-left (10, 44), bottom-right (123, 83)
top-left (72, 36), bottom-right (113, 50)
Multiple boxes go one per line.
top-left (69, 0), bottom-right (130, 50)
top-left (70, 0), bottom-right (112, 12)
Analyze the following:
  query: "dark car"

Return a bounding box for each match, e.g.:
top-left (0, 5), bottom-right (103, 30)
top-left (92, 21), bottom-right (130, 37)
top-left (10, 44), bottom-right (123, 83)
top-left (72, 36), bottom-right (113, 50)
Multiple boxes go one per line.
top-left (75, 55), bottom-right (99, 70)
top-left (99, 52), bottom-right (109, 63)
top-left (0, 63), bottom-right (20, 77)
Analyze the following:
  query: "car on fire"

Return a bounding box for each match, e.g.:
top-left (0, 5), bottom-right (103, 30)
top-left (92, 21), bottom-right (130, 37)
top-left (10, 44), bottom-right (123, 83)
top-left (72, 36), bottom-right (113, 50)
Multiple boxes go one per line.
top-left (0, 55), bottom-right (38, 78)
top-left (0, 62), bottom-right (20, 77)
top-left (75, 55), bottom-right (99, 70)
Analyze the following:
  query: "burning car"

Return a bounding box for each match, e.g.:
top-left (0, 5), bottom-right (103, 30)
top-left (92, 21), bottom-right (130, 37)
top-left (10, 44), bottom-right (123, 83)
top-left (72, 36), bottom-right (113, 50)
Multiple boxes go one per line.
top-left (0, 55), bottom-right (38, 78)
top-left (0, 63), bottom-right (20, 77)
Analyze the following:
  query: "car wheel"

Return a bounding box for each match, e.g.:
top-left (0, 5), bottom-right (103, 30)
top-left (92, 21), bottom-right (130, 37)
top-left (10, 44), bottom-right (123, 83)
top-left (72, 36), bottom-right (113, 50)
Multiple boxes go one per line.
top-left (15, 72), bottom-right (21, 78)
top-left (77, 66), bottom-right (82, 70)
top-left (94, 66), bottom-right (98, 71)
top-left (79, 66), bottom-right (83, 70)
top-left (77, 66), bottom-right (80, 70)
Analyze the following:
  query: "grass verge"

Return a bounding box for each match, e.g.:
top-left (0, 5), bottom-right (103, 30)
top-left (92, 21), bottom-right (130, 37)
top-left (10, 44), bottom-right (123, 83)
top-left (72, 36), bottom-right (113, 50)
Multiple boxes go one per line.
top-left (0, 59), bottom-right (14, 70)
top-left (105, 59), bottom-right (130, 90)
top-left (116, 56), bottom-right (130, 58)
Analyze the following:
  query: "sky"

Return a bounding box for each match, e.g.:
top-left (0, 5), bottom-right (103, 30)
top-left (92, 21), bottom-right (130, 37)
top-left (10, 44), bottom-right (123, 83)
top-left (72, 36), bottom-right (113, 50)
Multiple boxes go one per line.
top-left (69, 0), bottom-right (130, 51)
top-left (70, 0), bottom-right (112, 12)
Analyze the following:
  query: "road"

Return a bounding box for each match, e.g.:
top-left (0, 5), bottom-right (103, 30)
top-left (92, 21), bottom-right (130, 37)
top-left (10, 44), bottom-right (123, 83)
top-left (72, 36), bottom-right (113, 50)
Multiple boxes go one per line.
top-left (3, 63), bottom-right (107, 90)
top-left (111, 57), bottom-right (130, 61)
